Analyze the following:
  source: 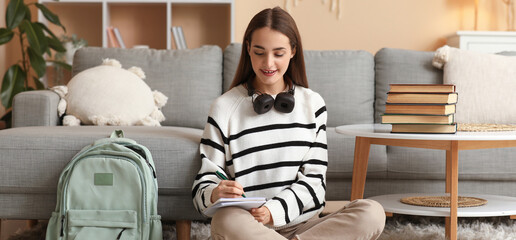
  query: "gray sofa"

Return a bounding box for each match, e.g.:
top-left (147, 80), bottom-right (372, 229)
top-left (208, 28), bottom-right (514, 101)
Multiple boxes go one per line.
top-left (2, 44), bottom-right (516, 230)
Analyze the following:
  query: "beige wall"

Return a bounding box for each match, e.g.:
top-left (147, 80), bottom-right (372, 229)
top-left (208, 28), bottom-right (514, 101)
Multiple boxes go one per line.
top-left (235, 0), bottom-right (511, 53)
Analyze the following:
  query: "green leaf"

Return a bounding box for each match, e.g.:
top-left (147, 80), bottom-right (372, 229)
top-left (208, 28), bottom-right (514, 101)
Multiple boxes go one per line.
top-left (6, 0), bottom-right (26, 29)
top-left (46, 36), bottom-right (66, 52)
top-left (28, 47), bottom-right (46, 78)
top-left (1, 65), bottom-right (26, 109)
top-left (23, 4), bottom-right (31, 21)
top-left (21, 20), bottom-right (48, 55)
top-left (48, 60), bottom-right (72, 71)
top-left (36, 22), bottom-right (58, 40)
top-left (45, 46), bottom-right (52, 58)
top-left (33, 77), bottom-right (45, 90)
top-left (35, 3), bottom-right (66, 32)
top-left (0, 28), bottom-right (14, 45)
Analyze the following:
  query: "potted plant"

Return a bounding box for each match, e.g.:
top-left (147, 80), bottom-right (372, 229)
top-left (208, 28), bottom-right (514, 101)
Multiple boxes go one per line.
top-left (0, 0), bottom-right (67, 127)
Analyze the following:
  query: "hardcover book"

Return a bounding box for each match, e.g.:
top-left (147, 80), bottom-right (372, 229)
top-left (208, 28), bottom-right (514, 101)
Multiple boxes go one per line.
top-left (385, 103), bottom-right (456, 115)
top-left (391, 123), bottom-right (457, 134)
top-left (381, 114), bottom-right (454, 124)
top-left (389, 84), bottom-right (456, 93)
top-left (386, 92), bottom-right (458, 104)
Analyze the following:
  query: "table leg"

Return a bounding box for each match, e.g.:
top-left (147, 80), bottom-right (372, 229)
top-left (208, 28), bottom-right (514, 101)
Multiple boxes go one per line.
top-left (350, 137), bottom-right (371, 201)
top-left (445, 141), bottom-right (459, 240)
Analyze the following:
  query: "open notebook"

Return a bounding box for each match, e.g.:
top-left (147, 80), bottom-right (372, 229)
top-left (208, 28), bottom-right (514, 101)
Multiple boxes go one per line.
top-left (203, 197), bottom-right (267, 216)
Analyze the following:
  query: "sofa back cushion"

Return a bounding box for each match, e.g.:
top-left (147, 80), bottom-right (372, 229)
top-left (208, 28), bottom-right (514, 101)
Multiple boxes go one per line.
top-left (374, 48), bottom-right (443, 122)
top-left (73, 46), bottom-right (223, 129)
top-left (223, 43), bottom-right (375, 127)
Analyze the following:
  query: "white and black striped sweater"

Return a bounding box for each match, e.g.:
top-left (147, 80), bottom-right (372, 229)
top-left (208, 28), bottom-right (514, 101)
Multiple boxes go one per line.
top-left (192, 85), bottom-right (328, 229)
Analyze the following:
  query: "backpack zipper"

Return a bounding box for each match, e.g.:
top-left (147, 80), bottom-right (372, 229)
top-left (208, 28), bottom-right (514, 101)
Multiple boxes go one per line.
top-left (60, 214), bottom-right (65, 237)
top-left (116, 228), bottom-right (127, 239)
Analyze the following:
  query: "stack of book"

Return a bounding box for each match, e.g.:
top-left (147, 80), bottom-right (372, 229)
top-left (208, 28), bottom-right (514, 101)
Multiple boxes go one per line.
top-left (381, 84), bottom-right (458, 134)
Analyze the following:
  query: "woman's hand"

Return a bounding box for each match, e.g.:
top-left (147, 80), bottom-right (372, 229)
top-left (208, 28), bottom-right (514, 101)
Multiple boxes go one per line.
top-left (211, 180), bottom-right (245, 203)
top-left (250, 206), bottom-right (273, 225)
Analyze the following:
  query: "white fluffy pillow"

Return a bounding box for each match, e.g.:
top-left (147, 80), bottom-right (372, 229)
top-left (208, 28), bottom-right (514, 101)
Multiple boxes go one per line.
top-left (52, 59), bottom-right (168, 126)
top-left (433, 46), bottom-right (516, 124)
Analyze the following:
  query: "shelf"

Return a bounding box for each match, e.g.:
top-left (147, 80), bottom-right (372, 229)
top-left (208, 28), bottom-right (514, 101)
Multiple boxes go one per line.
top-left (109, 3), bottom-right (168, 49)
top-left (42, 2), bottom-right (103, 47)
top-left (369, 193), bottom-right (516, 217)
top-left (38, 0), bottom-right (234, 50)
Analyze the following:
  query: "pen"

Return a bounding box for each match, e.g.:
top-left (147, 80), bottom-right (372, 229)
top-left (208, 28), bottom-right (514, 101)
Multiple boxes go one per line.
top-left (215, 170), bottom-right (246, 198)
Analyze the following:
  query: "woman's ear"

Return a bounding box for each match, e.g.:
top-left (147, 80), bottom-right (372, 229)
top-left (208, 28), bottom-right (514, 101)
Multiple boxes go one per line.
top-left (246, 40), bottom-right (250, 53)
top-left (291, 45), bottom-right (296, 58)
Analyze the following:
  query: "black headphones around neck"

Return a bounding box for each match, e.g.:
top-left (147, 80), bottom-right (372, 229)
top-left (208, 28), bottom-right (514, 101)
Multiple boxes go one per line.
top-left (247, 80), bottom-right (296, 114)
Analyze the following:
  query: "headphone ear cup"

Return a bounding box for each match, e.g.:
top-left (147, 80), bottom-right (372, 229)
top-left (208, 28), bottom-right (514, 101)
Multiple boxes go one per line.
top-left (274, 92), bottom-right (295, 113)
top-left (253, 94), bottom-right (275, 114)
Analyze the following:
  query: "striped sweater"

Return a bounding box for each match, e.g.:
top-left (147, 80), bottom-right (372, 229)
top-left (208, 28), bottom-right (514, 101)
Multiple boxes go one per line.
top-left (192, 84), bottom-right (328, 229)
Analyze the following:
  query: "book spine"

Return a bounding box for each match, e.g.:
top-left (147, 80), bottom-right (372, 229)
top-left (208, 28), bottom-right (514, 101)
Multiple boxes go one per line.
top-left (171, 26), bottom-right (182, 49)
top-left (113, 27), bottom-right (126, 49)
top-left (106, 26), bottom-right (120, 48)
top-left (381, 114), bottom-right (454, 124)
top-left (178, 26), bottom-right (187, 49)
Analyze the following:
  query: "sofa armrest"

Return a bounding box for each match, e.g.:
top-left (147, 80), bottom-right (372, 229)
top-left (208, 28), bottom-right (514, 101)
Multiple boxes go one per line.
top-left (12, 90), bottom-right (61, 127)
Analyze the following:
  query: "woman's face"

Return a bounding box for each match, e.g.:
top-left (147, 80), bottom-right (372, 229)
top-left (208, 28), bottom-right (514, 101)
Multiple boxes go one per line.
top-left (248, 27), bottom-right (295, 94)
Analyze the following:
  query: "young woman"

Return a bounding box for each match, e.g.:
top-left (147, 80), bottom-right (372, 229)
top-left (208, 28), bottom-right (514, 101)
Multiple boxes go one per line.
top-left (192, 7), bottom-right (385, 240)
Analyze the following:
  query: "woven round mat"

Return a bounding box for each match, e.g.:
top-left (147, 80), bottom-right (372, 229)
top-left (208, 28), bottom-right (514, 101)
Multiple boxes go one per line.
top-left (458, 123), bottom-right (516, 132)
top-left (400, 196), bottom-right (487, 208)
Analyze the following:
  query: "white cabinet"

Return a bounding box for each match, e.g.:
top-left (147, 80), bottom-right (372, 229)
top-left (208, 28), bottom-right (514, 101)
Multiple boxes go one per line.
top-left (38, 0), bottom-right (234, 50)
top-left (447, 31), bottom-right (516, 53)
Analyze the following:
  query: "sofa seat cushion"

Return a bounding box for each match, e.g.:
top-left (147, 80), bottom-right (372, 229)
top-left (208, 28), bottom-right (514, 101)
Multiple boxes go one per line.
top-left (326, 127), bottom-right (387, 179)
top-left (0, 126), bottom-right (202, 197)
top-left (386, 146), bottom-right (516, 180)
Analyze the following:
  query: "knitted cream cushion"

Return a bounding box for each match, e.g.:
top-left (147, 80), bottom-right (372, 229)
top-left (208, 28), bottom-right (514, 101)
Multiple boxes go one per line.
top-left (52, 59), bottom-right (168, 126)
top-left (433, 46), bottom-right (516, 124)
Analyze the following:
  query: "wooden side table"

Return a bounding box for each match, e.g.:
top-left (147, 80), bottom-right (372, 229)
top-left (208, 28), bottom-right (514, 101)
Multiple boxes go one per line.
top-left (336, 124), bottom-right (516, 240)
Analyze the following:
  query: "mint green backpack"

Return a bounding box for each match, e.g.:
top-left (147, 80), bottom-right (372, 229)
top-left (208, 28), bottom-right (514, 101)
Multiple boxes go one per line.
top-left (46, 130), bottom-right (162, 240)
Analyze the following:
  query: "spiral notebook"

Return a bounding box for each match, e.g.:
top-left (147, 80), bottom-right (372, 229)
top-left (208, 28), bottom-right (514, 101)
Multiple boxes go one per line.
top-left (203, 197), bottom-right (267, 216)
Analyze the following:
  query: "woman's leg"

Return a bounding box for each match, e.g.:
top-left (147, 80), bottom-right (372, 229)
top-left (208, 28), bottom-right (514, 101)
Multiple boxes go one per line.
top-left (293, 199), bottom-right (386, 240)
top-left (210, 207), bottom-right (287, 240)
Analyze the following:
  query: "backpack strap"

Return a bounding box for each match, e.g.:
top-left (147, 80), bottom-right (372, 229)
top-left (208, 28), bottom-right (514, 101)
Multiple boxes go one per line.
top-left (93, 130), bottom-right (136, 147)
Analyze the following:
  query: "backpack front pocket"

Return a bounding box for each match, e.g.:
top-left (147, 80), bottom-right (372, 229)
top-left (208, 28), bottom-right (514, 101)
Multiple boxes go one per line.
top-left (67, 209), bottom-right (137, 240)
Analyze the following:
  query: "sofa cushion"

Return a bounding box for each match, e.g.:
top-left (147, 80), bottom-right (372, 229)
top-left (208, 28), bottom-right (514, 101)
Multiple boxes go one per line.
top-left (0, 126), bottom-right (202, 196)
top-left (433, 46), bottom-right (516, 124)
top-left (305, 50), bottom-right (375, 127)
top-left (326, 128), bottom-right (387, 180)
top-left (223, 43), bottom-right (376, 127)
top-left (385, 146), bottom-right (516, 181)
top-left (374, 48), bottom-right (443, 123)
top-left (73, 46), bottom-right (223, 129)
top-left (223, 43), bottom-right (241, 92)
top-left (63, 60), bottom-right (167, 126)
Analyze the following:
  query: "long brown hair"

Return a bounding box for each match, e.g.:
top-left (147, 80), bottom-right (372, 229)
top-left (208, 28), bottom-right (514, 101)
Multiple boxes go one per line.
top-left (229, 7), bottom-right (308, 90)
